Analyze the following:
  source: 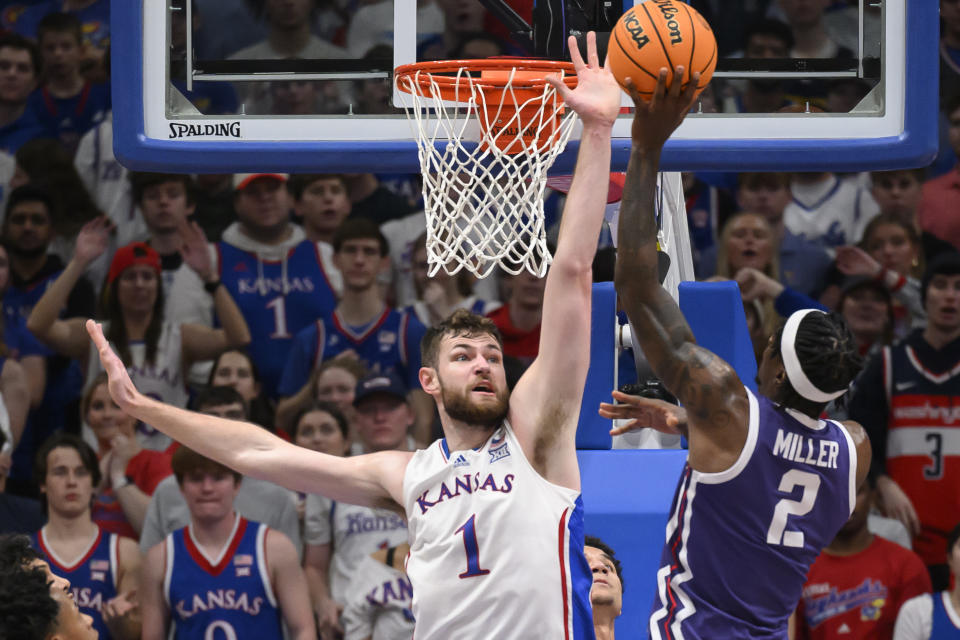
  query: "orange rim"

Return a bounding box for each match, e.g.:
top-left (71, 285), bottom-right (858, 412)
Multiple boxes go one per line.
top-left (394, 58), bottom-right (577, 103)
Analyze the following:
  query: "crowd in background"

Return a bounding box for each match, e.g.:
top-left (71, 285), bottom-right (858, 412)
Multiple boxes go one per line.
top-left (0, 0), bottom-right (957, 639)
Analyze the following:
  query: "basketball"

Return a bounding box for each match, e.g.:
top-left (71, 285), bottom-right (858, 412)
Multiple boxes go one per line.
top-left (608, 0), bottom-right (717, 97)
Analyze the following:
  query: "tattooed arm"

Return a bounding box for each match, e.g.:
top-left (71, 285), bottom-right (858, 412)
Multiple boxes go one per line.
top-left (615, 71), bottom-right (749, 473)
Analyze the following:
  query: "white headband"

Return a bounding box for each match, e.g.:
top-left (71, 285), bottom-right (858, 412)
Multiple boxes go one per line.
top-left (781, 309), bottom-right (847, 403)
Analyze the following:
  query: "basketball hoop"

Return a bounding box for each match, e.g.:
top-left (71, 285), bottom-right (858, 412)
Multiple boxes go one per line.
top-left (395, 59), bottom-right (579, 278)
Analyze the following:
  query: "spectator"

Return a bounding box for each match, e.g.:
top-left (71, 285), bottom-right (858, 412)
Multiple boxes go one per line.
top-left (0, 428), bottom-right (44, 534)
top-left (27, 13), bottom-right (109, 155)
top-left (192, 173), bottom-right (236, 242)
top-left (784, 172), bottom-right (878, 249)
top-left (289, 173), bottom-right (352, 246)
top-left (346, 0), bottom-right (444, 57)
top-left (0, 533), bottom-right (98, 639)
top-left (894, 523), bottom-right (960, 638)
top-left (268, 78), bottom-right (328, 115)
top-left (303, 372), bottom-right (413, 637)
top-left (138, 386), bottom-right (302, 554)
top-left (698, 173), bottom-right (832, 298)
top-left (794, 476), bottom-right (931, 639)
top-left (168, 0), bottom-right (238, 116)
top-left (832, 214), bottom-right (926, 339)
top-left (417, 0), bottom-right (489, 61)
top-left (30, 432), bottom-right (141, 640)
top-left (872, 170), bottom-right (956, 262)
top-left (74, 114), bottom-right (148, 255)
top-left (340, 543), bottom-right (415, 640)
top-left (406, 230), bottom-right (500, 327)
top-left (778, 0), bottom-right (851, 59)
top-left (276, 356), bottom-right (365, 443)
top-left (12, 138), bottom-right (105, 283)
top-left (229, 0), bottom-right (349, 115)
top-left (721, 20), bottom-right (795, 114)
top-left (28, 223), bottom-right (250, 442)
top-left (140, 446), bottom-right (315, 640)
top-left (486, 263), bottom-right (547, 368)
top-left (288, 402), bottom-right (349, 533)
top-left (213, 172), bottom-right (340, 398)
top-left (9, 0), bottom-right (110, 79)
top-left (0, 34), bottom-right (45, 154)
top-left (208, 349), bottom-right (275, 431)
top-left (683, 171), bottom-right (738, 265)
top-left (343, 172), bottom-right (416, 226)
top-left (941, 0), bottom-right (960, 107)
top-left (351, 46), bottom-right (401, 115)
top-left (2, 185), bottom-right (90, 494)
top-left (847, 253), bottom-right (960, 591)
top-left (278, 219), bottom-right (431, 442)
top-left (835, 277), bottom-right (895, 357)
top-left (82, 374), bottom-right (172, 539)
top-left (918, 94), bottom-right (960, 249)
top-left (585, 536), bottom-right (623, 640)
top-left (128, 173), bottom-right (214, 342)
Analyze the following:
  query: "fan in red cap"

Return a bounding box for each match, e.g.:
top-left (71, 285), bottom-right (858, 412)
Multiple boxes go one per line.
top-left (106, 242), bottom-right (162, 284)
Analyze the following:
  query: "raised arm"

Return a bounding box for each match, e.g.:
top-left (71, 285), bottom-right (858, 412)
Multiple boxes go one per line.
top-left (27, 217), bottom-right (113, 362)
top-left (178, 220), bottom-right (252, 363)
top-left (87, 320), bottom-right (409, 509)
top-left (615, 71), bottom-right (749, 473)
top-left (508, 32), bottom-right (620, 488)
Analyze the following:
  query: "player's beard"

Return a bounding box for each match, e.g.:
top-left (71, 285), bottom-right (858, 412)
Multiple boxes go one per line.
top-left (439, 380), bottom-right (509, 429)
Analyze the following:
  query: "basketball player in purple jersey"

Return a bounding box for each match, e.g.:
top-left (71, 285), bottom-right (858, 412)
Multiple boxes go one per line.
top-left (85, 32), bottom-right (618, 639)
top-left (607, 71), bottom-right (872, 639)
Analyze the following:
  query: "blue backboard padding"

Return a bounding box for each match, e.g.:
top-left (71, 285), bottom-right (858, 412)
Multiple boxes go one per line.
top-left (679, 280), bottom-right (758, 393)
top-left (577, 282), bottom-right (617, 450)
top-left (579, 449), bottom-right (688, 638)
top-left (113, 2), bottom-right (937, 172)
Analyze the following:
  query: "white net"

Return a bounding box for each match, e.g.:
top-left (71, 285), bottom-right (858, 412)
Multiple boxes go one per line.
top-left (396, 65), bottom-right (579, 279)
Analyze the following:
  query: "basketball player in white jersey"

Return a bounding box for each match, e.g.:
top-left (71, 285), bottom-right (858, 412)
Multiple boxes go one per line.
top-left (86, 32), bottom-right (618, 640)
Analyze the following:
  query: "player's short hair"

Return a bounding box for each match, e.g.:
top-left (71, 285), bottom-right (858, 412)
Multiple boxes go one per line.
top-left (33, 432), bottom-right (102, 499)
top-left (0, 534), bottom-right (41, 572)
top-left (584, 535), bottom-right (624, 593)
top-left (921, 252), bottom-right (960, 306)
top-left (421, 308), bottom-right (503, 369)
top-left (37, 12), bottom-right (83, 45)
top-left (737, 172), bottom-right (790, 191)
top-left (332, 217), bottom-right (389, 257)
top-left (129, 172), bottom-right (197, 206)
top-left (0, 553), bottom-right (60, 638)
top-left (172, 446), bottom-right (242, 486)
top-left (0, 33), bottom-right (41, 75)
top-left (291, 400), bottom-right (350, 441)
top-left (191, 385), bottom-right (247, 415)
top-left (770, 311), bottom-right (863, 409)
top-left (3, 185), bottom-right (55, 225)
top-left (287, 174), bottom-right (347, 200)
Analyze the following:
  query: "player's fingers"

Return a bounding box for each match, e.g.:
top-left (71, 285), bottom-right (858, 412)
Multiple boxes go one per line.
top-left (609, 419), bottom-right (643, 435)
top-left (669, 66), bottom-right (685, 97)
top-left (683, 71), bottom-right (701, 104)
top-left (567, 35), bottom-right (585, 70)
top-left (651, 68), bottom-right (669, 107)
top-left (545, 74), bottom-right (572, 102)
top-left (586, 31), bottom-right (600, 69)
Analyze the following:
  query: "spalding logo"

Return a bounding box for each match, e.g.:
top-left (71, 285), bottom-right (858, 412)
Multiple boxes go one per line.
top-left (653, 0), bottom-right (683, 45)
top-left (623, 12), bottom-right (650, 49)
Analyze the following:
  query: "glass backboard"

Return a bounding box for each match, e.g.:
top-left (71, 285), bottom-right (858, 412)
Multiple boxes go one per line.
top-left (112, 0), bottom-right (938, 173)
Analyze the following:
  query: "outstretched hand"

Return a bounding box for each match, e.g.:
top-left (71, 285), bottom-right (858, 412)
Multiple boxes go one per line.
top-left (835, 245), bottom-right (882, 278)
top-left (74, 216), bottom-right (115, 266)
top-left (86, 320), bottom-right (140, 411)
top-left (545, 32), bottom-right (621, 129)
top-left (179, 220), bottom-right (215, 283)
top-left (599, 390), bottom-right (686, 436)
top-left (624, 67), bottom-right (700, 153)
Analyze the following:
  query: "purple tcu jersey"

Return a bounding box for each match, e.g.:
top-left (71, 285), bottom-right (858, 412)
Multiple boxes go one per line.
top-left (649, 387), bottom-right (858, 640)
top-left (217, 241), bottom-right (338, 397)
top-left (31, 527), bottom-right (119, 640)
top-left (277, 307), bottom-right (425, 396)
top-left (164, 515), bottom-right (283, 639)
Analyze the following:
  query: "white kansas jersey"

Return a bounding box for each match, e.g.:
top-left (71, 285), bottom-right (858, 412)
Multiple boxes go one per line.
top-left (402, 422), bottom-right (594, 640)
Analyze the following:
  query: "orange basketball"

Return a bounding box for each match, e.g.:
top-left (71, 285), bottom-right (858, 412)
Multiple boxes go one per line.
top-left (608, 0), bottom-right (717, 98)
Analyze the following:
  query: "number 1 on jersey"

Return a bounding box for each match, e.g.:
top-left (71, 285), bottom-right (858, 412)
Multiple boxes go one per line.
top-left (266, 297), bottom-right (290, 338)
top-left (455, 514), bottom-right (490, 579)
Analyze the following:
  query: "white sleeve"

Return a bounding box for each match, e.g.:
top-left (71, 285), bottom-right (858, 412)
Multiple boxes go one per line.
top-left (317, 242), bottom-right (343, 296)
top-left (73, 125), bottom-right (98, 194)
top-left (894, 593), bottom-right (933, 640)
top-left (304, 494), bottom-right (333, 546)
top-left (341, 589), bottom-right (374, 640)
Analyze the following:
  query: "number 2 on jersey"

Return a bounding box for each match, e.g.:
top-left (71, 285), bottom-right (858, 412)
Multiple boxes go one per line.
top-left (766, 469), bottom-right (821, 548)
top-left (455, 514), bottom-right (490, 578)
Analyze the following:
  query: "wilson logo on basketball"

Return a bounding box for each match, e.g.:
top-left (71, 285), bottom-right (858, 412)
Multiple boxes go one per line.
top-left (653, 0), bottom-right (683, 45)
top-left (622, 13), bottom-right (650, 49)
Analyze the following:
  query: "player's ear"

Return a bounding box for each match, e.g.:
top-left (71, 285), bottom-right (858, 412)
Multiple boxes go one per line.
top-left (419, 366), bottom-right (439, 395)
